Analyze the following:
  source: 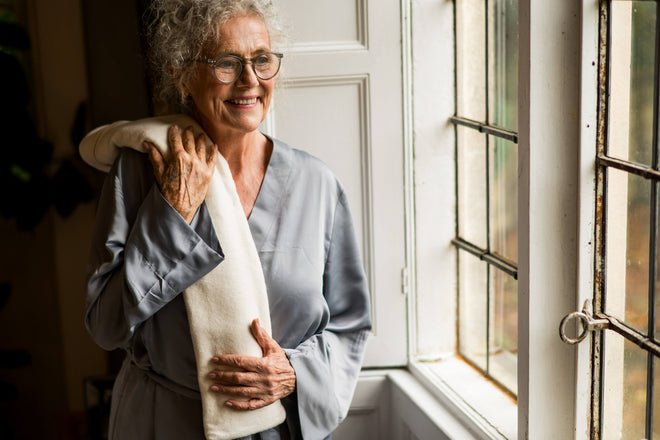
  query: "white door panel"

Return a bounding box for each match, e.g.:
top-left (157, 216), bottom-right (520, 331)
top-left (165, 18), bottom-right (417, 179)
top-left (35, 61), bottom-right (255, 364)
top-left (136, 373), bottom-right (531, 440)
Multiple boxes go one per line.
top-left (333, 374), bottom-right (390, 440)
top-left (275, 76), bottom-right (370, 255)
top-left (282, 0), bottom-right (366, 51)
top-left (272, 1), bottom-right (407, 366)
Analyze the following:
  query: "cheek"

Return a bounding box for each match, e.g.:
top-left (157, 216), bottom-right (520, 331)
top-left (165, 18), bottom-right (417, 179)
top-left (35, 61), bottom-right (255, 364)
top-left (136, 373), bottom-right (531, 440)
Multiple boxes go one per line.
top-left (261, 84), bottom-right (275, 108)
top-left (187, 77), bottom-right (228, 109)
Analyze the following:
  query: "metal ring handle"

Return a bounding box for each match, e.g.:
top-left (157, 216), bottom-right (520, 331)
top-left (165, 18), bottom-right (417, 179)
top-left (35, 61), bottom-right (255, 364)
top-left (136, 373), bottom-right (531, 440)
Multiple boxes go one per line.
top-left (559, 311), bottom-right (590, 344)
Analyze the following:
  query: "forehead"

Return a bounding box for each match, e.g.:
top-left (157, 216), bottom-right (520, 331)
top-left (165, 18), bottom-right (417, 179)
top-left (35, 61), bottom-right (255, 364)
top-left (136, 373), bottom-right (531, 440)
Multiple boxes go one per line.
top-left (210, 14), bottom-right (271, 55)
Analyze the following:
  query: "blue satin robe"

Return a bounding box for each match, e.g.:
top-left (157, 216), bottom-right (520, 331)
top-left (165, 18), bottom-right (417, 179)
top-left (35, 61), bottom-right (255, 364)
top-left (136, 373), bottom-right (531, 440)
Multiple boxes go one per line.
top-left (84, 138), bottom-right (372, 440)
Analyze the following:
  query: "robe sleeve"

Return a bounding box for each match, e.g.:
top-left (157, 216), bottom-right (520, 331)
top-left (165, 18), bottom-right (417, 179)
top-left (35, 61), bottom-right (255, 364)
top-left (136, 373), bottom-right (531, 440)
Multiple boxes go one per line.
top-left (283, 190), bottom-right (372, 440)
top-left (84, 149), bottom-right (224, 351)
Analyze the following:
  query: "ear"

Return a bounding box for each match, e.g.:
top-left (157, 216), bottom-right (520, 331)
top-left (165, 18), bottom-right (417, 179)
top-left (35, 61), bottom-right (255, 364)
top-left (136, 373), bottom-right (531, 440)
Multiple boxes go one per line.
top-left (180, 86), bottom-right (191, 100)
top-left (170, 65), bottom-right (192, 100)
top-left (181, 82), bottom-right (192, 101)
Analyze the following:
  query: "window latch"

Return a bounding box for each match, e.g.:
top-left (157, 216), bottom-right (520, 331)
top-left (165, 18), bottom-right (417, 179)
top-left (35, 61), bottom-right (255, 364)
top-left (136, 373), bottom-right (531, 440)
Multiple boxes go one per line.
top-left (559, 300), bottom-right (609, 345)
top-left (559, 300), bottom-right (660, 358)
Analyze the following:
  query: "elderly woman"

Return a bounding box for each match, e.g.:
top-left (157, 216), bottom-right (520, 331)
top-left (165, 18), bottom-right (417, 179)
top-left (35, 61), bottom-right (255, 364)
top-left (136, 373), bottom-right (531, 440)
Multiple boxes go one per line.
top-left (83, 0), bottom-right (371, 439)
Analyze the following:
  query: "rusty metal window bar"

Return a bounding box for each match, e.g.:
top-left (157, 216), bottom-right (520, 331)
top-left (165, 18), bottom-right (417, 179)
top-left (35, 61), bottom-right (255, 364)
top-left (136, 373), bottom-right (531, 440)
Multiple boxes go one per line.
top-left (451, 0), bottom-right (519, 396)
top-left (450, 116), bottom-right (518, 144)
top-left (596, 0), bottom-right (660, 438)
top-left (563, 0), bottom-right (660, 437)
top-left (451, 236), bottom-right (518, 279)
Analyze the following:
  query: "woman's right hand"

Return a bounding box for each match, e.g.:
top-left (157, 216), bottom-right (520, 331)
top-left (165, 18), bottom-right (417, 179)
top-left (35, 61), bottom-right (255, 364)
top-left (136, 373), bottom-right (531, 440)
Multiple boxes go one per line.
top-left (144, 125), bottom-right (218, 223)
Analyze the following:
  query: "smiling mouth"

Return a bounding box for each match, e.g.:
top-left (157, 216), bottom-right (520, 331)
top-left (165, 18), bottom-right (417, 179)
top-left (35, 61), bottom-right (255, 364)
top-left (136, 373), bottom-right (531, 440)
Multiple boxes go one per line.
top-left (227, 97), bottom-right (258, 105)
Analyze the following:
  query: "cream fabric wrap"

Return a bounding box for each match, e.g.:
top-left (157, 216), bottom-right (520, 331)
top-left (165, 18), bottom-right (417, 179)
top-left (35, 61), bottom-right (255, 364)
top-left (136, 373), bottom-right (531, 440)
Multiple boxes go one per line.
top-left (80, 114), bottom-right (286, 440)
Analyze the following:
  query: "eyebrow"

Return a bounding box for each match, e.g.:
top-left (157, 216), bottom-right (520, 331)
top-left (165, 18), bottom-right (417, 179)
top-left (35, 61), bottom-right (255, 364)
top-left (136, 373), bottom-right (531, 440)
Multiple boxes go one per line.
top-left (213, 47), bottom-right (272, 58)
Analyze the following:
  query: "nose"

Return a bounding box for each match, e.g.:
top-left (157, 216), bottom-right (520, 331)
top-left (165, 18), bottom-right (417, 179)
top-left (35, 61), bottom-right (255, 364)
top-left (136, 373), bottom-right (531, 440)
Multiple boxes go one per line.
top-left (235, 62), bottom-right (260, 87)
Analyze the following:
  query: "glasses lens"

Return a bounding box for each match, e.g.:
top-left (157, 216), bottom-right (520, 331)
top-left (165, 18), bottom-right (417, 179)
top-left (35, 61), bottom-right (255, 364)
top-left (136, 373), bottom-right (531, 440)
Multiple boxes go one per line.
top-left (214, 56), bottom-right (242, 82)
top-left (211, 53), bottom-right (281, 83)
top-left (253, 53), bottom-right (280, 80)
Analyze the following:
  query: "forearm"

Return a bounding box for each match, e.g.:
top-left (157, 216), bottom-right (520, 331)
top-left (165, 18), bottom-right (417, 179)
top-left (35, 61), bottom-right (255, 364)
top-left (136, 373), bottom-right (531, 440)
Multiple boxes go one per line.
top-left (84, 151), bottom-right (223, 350)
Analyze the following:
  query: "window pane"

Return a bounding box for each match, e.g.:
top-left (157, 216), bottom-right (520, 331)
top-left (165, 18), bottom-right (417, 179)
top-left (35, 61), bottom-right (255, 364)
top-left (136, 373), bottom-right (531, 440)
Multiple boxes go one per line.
top-left (457, 126), bottom-right (488, 247)
top-left (489, 267), bottom-right (517, 394)
top-left (458, 250), bottom-right (488, 371)
top-left (488, 0), bottom-right (518, 131)
top-left (605, 168), bottom-right (650, 334)
top-left (602, 335), bottom-right (648, 440)
top-left (608, 1), bottom-right (656, 166)
top-left (489, 136), bottom-right (518, 262)
top-left (456, 0), bottom-right (486, 121)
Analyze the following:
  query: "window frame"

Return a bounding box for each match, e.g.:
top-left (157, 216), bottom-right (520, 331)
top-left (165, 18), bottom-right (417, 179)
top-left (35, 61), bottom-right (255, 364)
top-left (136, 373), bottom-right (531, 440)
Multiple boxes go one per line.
top-left (407, 0), bottom-right (591, 438)
top-left (574, 0), bottom-right (601, 436)
top-left (451, 0), bottom-right (520, 396)
top-left (585, 0), bottom-right (660, 436)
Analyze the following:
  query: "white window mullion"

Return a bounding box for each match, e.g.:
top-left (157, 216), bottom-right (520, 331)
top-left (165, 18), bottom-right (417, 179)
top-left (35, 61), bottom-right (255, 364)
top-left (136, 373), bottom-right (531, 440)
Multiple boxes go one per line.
top-left (518, 0), bottom-right (582, 438)
top-left (411, 0), bottom-right (457, 360)
top-left (575, 0), bottom-right (600, 438)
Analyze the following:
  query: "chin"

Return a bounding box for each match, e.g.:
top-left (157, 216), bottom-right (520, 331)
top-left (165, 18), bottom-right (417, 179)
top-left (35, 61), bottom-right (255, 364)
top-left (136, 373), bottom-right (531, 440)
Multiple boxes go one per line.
top-left (237, 115), bottom-right (266, 132)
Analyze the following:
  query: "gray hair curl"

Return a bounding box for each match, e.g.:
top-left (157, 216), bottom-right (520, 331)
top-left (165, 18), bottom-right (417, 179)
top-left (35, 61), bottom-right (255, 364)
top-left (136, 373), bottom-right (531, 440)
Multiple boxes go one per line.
top-left (144, 0), bottom-right (284, 113)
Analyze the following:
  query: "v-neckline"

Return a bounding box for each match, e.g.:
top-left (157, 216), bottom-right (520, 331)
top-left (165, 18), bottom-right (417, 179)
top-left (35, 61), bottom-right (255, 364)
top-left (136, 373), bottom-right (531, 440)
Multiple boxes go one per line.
top-left (247, 136), bottom-right (292, 252)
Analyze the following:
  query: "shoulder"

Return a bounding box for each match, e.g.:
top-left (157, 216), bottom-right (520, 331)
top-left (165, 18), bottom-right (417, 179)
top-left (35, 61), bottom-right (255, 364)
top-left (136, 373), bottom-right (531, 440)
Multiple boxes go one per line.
top-left (271, 138), bottom-right (344, 196)
top-left (105, 148), bottom-right (155, 201)
top-left (113, 147), bottom-right (150, 168)
top-left (110, 148), bottom-right (153, 180)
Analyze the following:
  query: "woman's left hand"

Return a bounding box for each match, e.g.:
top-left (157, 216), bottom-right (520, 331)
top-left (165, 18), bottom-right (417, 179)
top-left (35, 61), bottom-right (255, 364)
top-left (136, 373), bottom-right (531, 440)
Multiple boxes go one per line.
top-left (208, 318), bottom-right (296, 410)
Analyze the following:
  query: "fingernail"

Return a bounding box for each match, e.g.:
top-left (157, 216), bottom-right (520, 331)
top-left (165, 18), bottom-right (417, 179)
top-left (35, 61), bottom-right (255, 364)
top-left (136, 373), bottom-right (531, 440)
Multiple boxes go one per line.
top-left (211, 385), bottom-right (220, 392)
top-left (208, 372), bottom-right (216, 379)
top-left (225, 401), bottom-right (234, 408)
top-left (211, 357), bottom-right (220, 363)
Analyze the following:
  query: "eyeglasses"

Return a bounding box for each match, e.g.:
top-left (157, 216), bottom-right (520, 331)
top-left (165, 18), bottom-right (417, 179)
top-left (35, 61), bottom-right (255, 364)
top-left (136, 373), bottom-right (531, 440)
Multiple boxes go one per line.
top-left (193, 52), bottom-right (283, 84)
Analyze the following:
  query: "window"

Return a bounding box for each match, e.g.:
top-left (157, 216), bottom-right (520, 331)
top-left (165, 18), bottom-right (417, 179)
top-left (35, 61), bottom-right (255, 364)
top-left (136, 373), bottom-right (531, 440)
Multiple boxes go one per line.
top-left (410, 0), bottom-right (587, 438)
top-left (409, 0), bottom-right (519, 438)
top-left (452, 0), bottom-right (519, 395)
top-left (589, 0), bottom-right (660, 437)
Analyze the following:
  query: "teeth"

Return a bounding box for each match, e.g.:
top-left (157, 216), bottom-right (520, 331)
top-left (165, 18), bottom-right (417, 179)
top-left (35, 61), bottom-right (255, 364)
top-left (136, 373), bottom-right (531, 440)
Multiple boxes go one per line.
top-left (229, 98), bottom-right (257, 105)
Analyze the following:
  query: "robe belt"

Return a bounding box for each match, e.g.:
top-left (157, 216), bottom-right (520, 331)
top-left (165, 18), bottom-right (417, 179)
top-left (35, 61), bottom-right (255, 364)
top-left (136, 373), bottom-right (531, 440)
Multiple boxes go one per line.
top-left (129, 360), bottom-right (201, 401)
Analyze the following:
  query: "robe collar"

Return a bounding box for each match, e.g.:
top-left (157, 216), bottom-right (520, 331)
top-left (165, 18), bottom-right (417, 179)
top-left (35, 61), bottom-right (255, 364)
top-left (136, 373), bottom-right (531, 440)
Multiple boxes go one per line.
top-left (248, 136), bottom-right (292, 252)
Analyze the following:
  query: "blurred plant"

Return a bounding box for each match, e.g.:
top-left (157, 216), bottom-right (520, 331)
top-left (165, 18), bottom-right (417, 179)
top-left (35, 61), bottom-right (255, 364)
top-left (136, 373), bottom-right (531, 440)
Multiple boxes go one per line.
top-left (0, 15), bottom-right (94, 231)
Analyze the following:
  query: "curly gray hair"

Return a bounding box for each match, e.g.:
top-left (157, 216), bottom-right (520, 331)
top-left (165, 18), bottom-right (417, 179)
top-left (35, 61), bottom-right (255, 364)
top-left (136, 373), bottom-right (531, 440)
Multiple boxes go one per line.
top-left (144, 0), bottom-right (284, 113)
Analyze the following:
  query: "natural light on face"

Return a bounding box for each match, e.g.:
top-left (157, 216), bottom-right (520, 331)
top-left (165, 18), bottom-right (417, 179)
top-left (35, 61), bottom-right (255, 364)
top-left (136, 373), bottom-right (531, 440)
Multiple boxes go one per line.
top-left (455, 0), bottom-right (518, 396)
top-left (602, 2), bottom-right (659, 438)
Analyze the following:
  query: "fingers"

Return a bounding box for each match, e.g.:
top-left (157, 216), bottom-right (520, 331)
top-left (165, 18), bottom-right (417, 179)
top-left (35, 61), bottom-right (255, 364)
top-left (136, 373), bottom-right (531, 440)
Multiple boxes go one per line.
top-left (206, 143), bottom-right (219, 169)
top-left (167, 124), bottom-right (184, 153)
top-left (250, 318), bottom-right (279, 356)
top-left (211, 354), bottom-right (264, 374)
top-left (143, 141), bottom-right (165, 177)
top-left (182, 125), bottom-right (196, 154)
top-left (195, 132), bottom-right (207, 157)
top-left (161, 125), bottom-right (215, 164)
top-left (206, 369), bottom-right (286, 411)
top-left (149, 125), bottom-right (216, 223)
top-left (207, 321), bottom-right (296, 410)
top-left (178, 125), bottom-right (216, 165)
top-left (225, 399), bottom-right (267, 411)
top-left (208, 370), bottom-right (262, 386)
top-left (206, 368), bottom-right (272, 411)
top-left (210, 381), bottom-right (262, 398)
